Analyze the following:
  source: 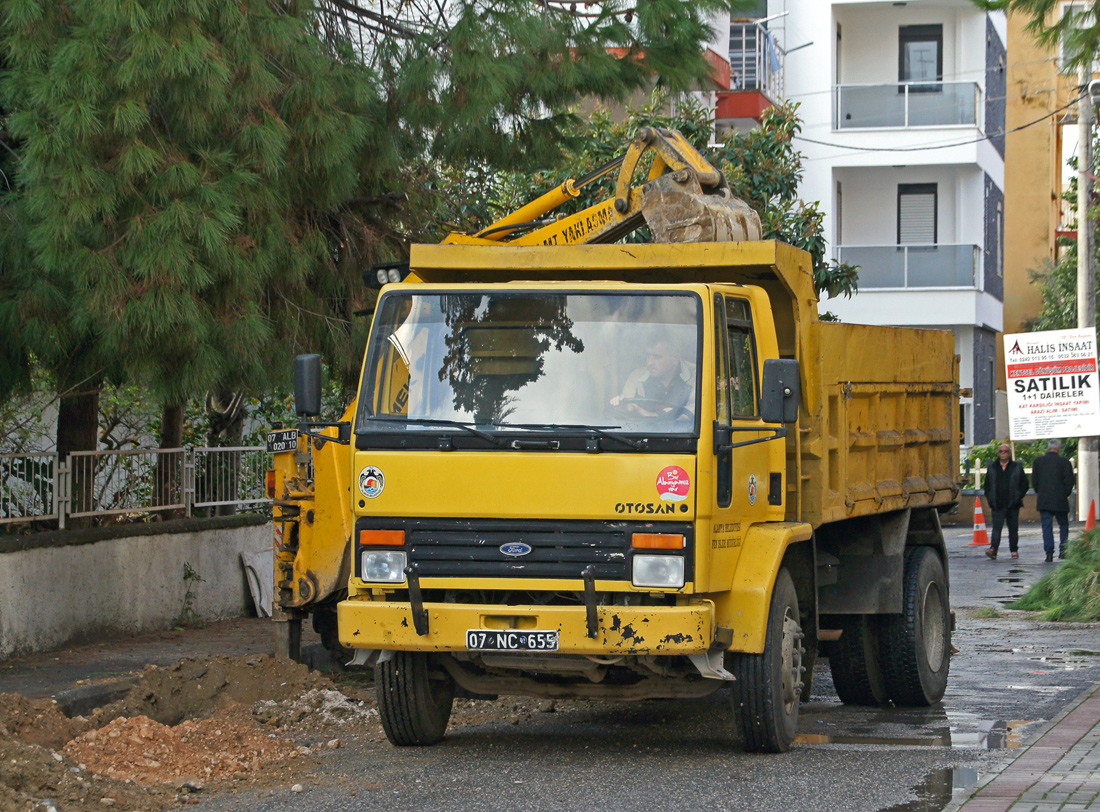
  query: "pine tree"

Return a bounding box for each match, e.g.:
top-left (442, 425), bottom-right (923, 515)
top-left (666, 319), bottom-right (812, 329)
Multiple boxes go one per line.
top-left (0, 0), bottom-right (373, 456)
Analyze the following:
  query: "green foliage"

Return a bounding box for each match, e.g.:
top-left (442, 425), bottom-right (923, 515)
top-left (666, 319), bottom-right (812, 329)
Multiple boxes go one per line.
top-left (176, 561), bottom-right (206, 627)
top-left (0, 0), bottom-right (374, 413)
top-left (1010, 528), bottom-right (1100, 621)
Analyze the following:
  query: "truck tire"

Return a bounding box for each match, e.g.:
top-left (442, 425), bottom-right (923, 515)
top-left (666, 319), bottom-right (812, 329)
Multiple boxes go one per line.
top-left (878, 546), bottom-right (950, 706)
top-left (829, 615), bottom-right (888, 706)
top-left (727, 568), bottom-right (802, 753)
top-left (377, 652), bottom-right (455, 746)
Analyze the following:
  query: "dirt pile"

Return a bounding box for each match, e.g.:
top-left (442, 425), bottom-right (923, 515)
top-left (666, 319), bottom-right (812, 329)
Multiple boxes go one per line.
top-left (0, 653), bottom-right (353, 811)
top-left (63, 714), bottom-right (300, 785)
top-left (105, 654), bottom-right (330, 726)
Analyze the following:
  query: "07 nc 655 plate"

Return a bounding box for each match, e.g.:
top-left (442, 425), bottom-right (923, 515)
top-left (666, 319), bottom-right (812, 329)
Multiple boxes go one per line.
top-left (466, 630), bottom-right (559, 652)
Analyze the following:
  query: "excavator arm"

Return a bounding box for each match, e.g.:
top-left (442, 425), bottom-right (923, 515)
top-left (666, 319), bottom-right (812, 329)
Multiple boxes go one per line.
top-left (442, 127), bottom-right (761, 247)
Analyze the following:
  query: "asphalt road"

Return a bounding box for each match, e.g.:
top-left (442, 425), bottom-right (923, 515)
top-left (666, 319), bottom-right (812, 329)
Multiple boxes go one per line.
top-left (193, 523), bottom-right (1100, 812)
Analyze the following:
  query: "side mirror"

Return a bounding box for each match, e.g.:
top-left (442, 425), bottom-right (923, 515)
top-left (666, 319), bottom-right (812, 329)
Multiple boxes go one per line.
top-left (760, 359), bottom-right (800, 425)
top-left (294, 354), bottom-right (322, 417)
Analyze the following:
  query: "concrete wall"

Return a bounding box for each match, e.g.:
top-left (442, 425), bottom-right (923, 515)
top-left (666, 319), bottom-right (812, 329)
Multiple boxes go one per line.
top-left (0, 516), bottom-right (271, 659)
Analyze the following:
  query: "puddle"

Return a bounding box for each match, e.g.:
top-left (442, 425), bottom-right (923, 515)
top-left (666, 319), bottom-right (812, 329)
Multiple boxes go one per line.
top-left (1024, 653), bottom-right (1098, 671)
top-left (876, 767), bottom-right (980, 812)
top-left (796, 733), bottom-right (950, 746)
top-left (796, 719), bottom-right (1027, 749)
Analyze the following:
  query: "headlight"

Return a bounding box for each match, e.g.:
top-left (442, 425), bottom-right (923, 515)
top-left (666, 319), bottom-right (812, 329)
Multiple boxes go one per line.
top-left (361, 551), bottom-right (407, 583)
top-left (632, 554), bottom-right (684, 588)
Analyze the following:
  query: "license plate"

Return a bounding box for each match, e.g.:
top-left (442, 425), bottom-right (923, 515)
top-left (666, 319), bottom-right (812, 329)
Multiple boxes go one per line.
top-left (466, 630), bottom-right (559, 652)
top-left (266, 429), bottom-right (299, 454)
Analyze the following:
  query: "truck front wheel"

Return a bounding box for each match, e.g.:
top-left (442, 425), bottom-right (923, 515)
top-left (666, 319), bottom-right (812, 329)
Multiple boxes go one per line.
top-left (829, 614), bottom-right (888, 706)
top-left (727, 568), bottom-right (802, 753)
top-left (377, 652), bottom-right (455, 746)
top-left (878, 546), bottom-right (950, 706)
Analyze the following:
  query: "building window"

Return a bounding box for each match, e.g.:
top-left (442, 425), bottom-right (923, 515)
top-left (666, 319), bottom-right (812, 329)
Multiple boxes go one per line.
top-left (899, 25), bottom-right (943, 91)
top-left (897, 183), bottom-right (938, 244)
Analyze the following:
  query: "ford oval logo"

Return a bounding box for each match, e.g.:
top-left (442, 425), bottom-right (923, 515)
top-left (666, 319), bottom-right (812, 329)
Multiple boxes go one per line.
top-left (500, 542), bottom-right (532, 557)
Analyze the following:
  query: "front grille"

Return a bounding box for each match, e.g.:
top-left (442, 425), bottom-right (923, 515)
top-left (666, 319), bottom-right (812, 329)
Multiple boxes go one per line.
top-left (355, 518), bottom-right (693, 581)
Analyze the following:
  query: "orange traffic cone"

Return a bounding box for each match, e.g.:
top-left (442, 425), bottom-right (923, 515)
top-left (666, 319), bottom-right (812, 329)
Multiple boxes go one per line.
top-left (970, 498), bottom-right (990, 546)
top-left (1086, 500), bottom-right (1096, 531)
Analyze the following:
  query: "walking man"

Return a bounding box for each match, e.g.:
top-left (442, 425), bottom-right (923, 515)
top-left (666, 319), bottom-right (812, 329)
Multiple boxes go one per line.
top-left (983, 444), bottom-right (1029, 560)
top-left (1031, 438), bottom-right (1076, 562)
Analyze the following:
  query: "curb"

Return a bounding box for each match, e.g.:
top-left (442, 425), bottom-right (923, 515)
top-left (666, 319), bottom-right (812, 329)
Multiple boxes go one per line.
top-left (940, 679), bottom-right (1100, 812)
top-left (52, 676), bottom-right (139, 718)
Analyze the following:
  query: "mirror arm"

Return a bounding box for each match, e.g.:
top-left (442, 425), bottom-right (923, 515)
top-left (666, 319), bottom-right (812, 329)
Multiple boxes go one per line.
top-left (298, 420), bottom-right (352, 447)
top-left (715, 425), bottom-right (788, 452)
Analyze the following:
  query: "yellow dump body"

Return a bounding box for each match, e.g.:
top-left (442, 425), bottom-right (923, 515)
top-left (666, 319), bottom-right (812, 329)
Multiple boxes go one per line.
top-left (796, 321), bottom-right (960, 528)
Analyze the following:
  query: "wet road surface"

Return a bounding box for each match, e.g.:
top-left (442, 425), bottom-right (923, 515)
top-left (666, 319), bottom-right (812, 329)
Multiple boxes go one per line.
top-left (187, 523), bottom-right (1100, 812)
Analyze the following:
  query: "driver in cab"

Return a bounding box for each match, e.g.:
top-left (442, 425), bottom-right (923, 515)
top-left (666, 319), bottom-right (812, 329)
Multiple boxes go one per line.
top-left (609, 335), bottom-right (695, 419)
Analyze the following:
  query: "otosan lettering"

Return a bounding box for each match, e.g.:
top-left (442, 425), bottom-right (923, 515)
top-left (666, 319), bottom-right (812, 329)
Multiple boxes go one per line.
top-left (615, 502), bottom-right (675, 515)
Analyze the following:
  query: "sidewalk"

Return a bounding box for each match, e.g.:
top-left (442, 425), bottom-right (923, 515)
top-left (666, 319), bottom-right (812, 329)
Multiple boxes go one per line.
top-left (946, 681), bottom-right (1100, 811)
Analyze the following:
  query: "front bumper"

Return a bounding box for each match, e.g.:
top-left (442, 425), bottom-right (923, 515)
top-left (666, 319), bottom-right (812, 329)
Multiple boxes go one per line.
top-left (337, 599), bottom-right (715, 656)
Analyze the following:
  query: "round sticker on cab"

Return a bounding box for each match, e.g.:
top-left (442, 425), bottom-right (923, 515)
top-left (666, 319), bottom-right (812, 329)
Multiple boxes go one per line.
top-left (656, 465), bottom-right (691, 502)
top-left (358, 466), bottom-right (385, 499)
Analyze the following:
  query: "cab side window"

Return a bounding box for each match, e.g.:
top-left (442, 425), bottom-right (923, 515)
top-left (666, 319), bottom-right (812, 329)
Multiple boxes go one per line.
top-left (725, 297), bottom-right (758, 417)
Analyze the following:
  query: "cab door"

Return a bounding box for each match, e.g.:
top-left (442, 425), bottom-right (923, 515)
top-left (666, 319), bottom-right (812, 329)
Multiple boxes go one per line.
top-left (706, 293), bottom-right (775, 590)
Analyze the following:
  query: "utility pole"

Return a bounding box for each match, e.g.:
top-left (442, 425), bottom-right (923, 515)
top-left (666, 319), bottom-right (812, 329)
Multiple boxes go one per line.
top-left (1077, 60), bottom-right (1097, 521)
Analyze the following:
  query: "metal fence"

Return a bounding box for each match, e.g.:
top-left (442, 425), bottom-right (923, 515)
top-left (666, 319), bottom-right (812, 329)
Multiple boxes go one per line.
top-left (0, 452), bottom-right (58, 525)
top-left (0, 446), bottom-right (271, 528)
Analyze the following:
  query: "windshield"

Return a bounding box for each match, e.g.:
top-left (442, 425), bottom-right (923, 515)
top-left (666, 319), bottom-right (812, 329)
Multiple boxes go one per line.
top-left (358, 291), bottom-right (701, 435)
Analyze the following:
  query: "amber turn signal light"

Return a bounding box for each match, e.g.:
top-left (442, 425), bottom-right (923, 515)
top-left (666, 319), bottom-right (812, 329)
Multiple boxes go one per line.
top-left (265, 470), bottom-right (276, 499)
top-left (631, 533), bottom-right (685, 549)
top-left (359, 529), bottom-right (406, 546)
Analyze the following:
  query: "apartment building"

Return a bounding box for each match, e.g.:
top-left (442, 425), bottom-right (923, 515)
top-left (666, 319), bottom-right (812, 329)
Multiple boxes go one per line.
top-left (762, 0), bottom-right (1006, 446)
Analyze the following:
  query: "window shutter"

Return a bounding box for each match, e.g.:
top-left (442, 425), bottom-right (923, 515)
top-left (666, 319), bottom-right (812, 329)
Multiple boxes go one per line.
top-left (898, 187), bottom-right (937, 244)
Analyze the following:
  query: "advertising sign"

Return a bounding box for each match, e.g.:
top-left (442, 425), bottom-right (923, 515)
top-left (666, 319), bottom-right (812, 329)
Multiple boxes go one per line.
top-left (1004, 328), bottom-right (1100, 441)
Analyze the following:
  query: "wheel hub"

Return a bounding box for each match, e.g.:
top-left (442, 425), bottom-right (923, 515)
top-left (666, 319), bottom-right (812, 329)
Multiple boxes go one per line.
top-left (922, 581), bottom-right (946, 671)
top-left (779, 607), bottom-right (803, 711)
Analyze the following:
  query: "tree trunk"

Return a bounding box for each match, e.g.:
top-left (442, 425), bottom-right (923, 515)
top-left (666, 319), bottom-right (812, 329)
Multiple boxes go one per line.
top-left (157, 402), bottom-right (185, 519)
top-left (57, 387), bottom-right (99, 526)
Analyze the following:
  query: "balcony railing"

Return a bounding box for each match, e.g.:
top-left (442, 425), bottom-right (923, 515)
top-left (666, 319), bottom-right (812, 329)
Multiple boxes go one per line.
top-left (836, 244), bottom-right (982, 289)
top-left (834, 81), bottom-right (983, 130)
top-left (729, 22), bottom-right (784, 102)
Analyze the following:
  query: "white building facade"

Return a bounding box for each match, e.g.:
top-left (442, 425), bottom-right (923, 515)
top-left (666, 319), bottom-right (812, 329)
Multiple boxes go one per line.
top-left (764, 0), bottom-right (1007, 446)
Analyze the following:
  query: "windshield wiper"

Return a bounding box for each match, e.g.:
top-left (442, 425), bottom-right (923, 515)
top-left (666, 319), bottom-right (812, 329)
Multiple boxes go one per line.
top-left (493, 421), bottom-right (648, 451)
top-left (365, 416), bottom-right (509, 448)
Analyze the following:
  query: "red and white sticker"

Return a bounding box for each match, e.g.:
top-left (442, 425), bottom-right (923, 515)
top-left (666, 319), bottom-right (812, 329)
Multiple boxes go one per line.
top-left (656, 465), bottom-right (691, 502)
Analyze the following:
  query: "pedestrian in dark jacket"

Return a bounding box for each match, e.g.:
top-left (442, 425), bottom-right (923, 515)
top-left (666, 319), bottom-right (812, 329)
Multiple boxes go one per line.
top-left (1031, 438), bottom-right (1076, 562)
top-left (983, 443), bottom-right (1029, 560)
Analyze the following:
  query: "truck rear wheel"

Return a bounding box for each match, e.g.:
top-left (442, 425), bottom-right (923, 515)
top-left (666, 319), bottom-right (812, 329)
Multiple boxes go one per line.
top-left (377, 652), bottom-right (455, 746)
top-left (879, 546), bottom-right (950, 706)
top-left (829, 615), bottom-right (888, 706)
top-left (727, 568), bottom-right (802, 753)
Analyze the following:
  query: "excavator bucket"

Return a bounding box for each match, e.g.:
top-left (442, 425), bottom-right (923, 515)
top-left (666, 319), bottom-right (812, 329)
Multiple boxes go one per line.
top-left (641, 173), bottom-right (763, 244)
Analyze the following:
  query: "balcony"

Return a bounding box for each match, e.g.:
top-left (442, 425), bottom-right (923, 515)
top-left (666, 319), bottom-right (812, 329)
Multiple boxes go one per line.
top-left (836, 244), bottom-right (982, 289)
top-left (834, 81), bottom-right (983, 130)
top-left (716, 22), bottom-right (784, 125)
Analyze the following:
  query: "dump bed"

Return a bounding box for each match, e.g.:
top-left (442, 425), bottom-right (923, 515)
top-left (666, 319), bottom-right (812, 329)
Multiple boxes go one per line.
top-left (794, 321), bottom-right (959, 528)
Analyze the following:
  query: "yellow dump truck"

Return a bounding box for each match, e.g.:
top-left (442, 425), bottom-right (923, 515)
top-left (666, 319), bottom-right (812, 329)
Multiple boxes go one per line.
top-left (288, 238), bottom-right (958, 754)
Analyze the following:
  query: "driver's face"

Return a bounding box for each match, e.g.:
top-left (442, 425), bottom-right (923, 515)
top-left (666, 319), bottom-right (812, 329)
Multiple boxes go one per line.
top-left (645, 342), bottom-right (680, 380)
